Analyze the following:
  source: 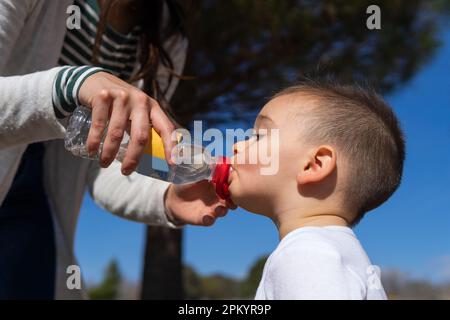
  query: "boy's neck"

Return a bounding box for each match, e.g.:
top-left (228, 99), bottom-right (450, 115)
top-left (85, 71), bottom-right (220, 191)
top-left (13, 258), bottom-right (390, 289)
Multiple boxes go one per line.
top-left (272, 207), bottom-right (350, 240)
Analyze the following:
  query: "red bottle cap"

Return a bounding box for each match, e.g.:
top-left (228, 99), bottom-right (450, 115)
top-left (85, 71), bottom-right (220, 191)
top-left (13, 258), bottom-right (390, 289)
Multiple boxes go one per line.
top-left (211, 156), bottom-right (231, 201)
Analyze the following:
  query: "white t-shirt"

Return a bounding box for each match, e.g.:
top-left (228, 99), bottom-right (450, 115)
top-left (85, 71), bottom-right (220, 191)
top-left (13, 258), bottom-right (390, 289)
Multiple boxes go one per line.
top-left (255, 226), bottom-right (387, 300)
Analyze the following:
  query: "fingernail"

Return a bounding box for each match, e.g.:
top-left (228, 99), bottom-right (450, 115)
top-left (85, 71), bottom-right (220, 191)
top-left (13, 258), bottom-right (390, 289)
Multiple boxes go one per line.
top-left (203, 215), bottom-right (215, 226)
top-left (215, 207), bottom-right (226, 216)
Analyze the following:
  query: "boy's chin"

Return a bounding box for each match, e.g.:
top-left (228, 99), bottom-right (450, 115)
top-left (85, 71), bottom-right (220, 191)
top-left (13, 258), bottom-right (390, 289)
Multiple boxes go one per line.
top-left (228, 184), bottom-right (272, 215)
top-left (230, 194), bottom-right (271, 216)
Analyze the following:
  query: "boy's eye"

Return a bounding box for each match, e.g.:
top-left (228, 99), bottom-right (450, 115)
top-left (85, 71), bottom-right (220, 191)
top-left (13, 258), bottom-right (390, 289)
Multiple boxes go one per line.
top-left (250, 129), bottom-right (261, 141)
top-left (250, 130), bottom-right (263, 141)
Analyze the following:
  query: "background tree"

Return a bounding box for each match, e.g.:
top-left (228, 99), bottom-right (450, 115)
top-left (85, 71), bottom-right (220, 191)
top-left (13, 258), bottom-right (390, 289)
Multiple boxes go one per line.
top-left (89, 259), bottom-right (122, 300)
top-left (240, 255), bottom-right (269, 298)
top-left (171, 0), bottom-right (449, 125)
top-left (200, 274), bottom-right (240, 299)
top-left (141, 0), bottom-right (450, 299)
top-left (141, 226), bottom-right (183, 299)
top-left (183, 265), bottom-right (204, 299)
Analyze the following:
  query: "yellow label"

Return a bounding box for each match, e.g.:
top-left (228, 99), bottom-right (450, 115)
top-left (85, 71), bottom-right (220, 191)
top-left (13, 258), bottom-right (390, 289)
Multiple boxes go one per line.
top-left (143, 128), bottom-right (181, 160)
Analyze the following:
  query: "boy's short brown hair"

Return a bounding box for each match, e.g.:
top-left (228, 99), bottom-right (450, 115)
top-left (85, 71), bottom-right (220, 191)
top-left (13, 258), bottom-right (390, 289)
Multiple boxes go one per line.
top-left (275, 76), bottom-right (405, 225)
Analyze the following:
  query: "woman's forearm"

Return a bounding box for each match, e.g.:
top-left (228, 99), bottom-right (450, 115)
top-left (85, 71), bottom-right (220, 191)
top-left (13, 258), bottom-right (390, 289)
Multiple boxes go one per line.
top-left (86, 160), bottom-right (178, 228)
top-left (0, 65), bottom-right (109, 149)
top-left (0, 68), bottom-right (67, 149)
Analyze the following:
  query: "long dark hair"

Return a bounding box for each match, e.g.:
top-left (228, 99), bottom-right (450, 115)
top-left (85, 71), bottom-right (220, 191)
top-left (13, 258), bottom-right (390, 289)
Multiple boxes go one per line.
top-left (92, 0), bottom-right (186, 118)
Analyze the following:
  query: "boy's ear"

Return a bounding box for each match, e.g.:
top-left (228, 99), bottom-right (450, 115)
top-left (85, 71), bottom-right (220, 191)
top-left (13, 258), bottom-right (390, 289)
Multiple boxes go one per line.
top-left (297, 145), bottom-right (336, 186)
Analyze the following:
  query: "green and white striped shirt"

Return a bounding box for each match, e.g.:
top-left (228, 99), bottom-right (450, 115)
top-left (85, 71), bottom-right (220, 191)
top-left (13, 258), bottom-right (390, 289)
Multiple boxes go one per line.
top-left (53, 0), bottom-right (140, 118)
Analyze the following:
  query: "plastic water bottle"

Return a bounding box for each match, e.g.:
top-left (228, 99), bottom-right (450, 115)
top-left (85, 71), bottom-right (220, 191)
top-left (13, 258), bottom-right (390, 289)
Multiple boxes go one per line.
top-left (64, 105), bottom-right (231, 201)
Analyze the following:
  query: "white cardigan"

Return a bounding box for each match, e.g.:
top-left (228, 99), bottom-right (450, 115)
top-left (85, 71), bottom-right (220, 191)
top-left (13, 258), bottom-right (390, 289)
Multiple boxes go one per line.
top-left (0, 0), bottom-right (187, 299)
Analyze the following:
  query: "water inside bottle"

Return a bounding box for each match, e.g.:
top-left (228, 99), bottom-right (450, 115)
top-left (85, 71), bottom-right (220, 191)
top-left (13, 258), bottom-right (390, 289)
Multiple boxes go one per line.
top-left (167, 143), bottom-right (215, 184)
top-left (138, 142), bottom-right (214, 184)
top-left (65, 105), bottom-right (216, 185)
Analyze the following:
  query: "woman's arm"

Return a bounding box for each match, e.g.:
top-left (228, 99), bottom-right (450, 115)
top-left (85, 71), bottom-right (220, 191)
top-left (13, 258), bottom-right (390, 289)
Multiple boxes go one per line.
top-left (87, 160), bottom-right (229, 227)
top-left (0, 68), bottom-right (68, 149)
top-left (0, 0), bottom-right (37, 71)
top-left (0, 65), bottom-right (106, 149)
top-left (0, 0), bottom-right (69, 149)
top-left (86, 160), bottom-right (178, 227)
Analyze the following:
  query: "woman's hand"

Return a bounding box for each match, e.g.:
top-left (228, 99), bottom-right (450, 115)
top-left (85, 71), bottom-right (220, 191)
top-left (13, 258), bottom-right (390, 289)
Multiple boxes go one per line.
top-left (78, 72), bottom-right (176, 175)
top-left (164, 181), bottom-right (233, 226)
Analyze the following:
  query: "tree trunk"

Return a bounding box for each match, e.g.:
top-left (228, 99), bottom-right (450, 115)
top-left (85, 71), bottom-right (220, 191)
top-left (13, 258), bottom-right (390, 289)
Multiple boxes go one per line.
top-left (140, 226), bottom-right (184, 299)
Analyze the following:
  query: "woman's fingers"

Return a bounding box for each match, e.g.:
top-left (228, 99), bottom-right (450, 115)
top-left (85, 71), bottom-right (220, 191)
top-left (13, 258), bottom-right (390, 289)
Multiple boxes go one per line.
top-left (87, 90), bottom-right (111, 157)
top-left (226, 199), bottom-right (238, 210)
top-left (100, 91), bottom-right (129, 167)
top-left (200, 205), bottom-right (228, 226)
top-left (121, 97), bottom-right (150, 175)
top-left (202, 215), bottom-right (216, 226)
top-left (215, 205), bottom-right (228, 217)
top-left (81, 72), bottom-right (177, 170)
top-left (148, 98), bottom-right (177, 164)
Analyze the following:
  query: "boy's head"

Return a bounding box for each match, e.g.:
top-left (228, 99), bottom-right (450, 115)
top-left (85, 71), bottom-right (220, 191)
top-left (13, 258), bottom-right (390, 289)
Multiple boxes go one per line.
top-left (228, 77), bottom-right (405, 226)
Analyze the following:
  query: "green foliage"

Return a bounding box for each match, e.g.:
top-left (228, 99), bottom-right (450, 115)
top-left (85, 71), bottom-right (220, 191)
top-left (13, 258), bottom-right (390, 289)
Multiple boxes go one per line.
top-left (183, 257), bottom-right (268, 299)
top-left (200, 274), bottom-right (241, 299)
top-left (92, 258), bottom-right (450, 299)
top-left (183, 265), bottom-right (204, 299)
top-left (89, 259), bottom-right (122, 300)
top-left (184, 265), bottom-right (241, 299)
top-left (171, 0), bottom-right (449, 125)
top-left (239, 255), bottom-right (269, 298)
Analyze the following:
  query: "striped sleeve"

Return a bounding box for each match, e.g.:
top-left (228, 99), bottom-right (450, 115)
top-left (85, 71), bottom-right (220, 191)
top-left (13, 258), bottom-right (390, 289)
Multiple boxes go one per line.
top-left (52, 66), bottom-right (107, 118)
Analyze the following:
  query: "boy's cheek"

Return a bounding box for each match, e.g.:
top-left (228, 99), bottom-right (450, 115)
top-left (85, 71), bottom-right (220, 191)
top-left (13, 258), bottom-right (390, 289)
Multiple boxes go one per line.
top-left (228, 166), bottom-right (255, 195)
top-left (229, 168), bottom-right (269, 200)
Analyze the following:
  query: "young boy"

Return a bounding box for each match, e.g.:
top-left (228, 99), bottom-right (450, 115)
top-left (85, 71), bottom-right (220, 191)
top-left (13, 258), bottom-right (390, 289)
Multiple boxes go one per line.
top-left (228, 77), bottom-right (405, 300)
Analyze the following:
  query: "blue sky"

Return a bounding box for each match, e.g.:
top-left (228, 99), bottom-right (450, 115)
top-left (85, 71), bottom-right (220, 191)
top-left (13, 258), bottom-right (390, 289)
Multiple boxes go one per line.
top-left (75, 28), bottom-right (450, 285)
